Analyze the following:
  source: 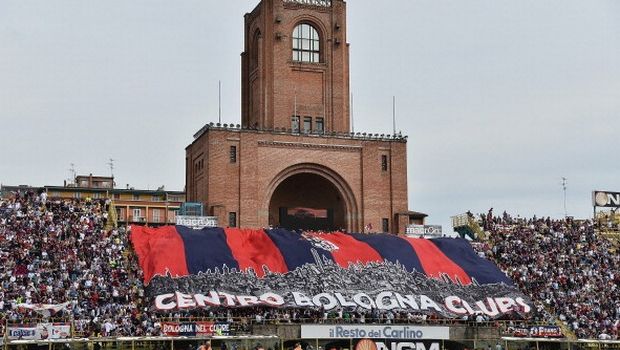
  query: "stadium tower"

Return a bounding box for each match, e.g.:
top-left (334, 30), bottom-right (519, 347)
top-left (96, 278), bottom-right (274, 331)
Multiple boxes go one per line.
top-left (186, 0), bottom-right (426, 234)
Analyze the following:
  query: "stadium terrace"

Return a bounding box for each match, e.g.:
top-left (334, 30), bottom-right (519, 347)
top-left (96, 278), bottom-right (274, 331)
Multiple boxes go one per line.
top-left (1, 186), bottom-right (619, 341)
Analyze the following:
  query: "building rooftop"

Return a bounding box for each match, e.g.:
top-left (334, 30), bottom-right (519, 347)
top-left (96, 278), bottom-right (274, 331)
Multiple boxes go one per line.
top-left (192, 123), bottom-right (408, 143)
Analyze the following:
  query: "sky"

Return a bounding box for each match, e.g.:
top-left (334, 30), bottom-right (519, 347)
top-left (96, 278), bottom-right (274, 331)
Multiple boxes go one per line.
top-left (1, 0), bottom-right (619, 231)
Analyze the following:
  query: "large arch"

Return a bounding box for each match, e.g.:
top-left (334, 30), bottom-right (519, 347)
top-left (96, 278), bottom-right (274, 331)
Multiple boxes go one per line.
top-left (262, 163), bottom-right (359, 232)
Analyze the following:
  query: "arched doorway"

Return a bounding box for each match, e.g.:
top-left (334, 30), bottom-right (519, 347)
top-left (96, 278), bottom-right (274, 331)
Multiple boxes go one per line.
top-left (269, 173), bottom-right (345, 231)
top-left (264, 164), bottom-right (358, 232)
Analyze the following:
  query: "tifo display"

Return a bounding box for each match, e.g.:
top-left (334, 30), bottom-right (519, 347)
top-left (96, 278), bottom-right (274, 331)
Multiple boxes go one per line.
top-left (131, 226), bottom-right (531, 318)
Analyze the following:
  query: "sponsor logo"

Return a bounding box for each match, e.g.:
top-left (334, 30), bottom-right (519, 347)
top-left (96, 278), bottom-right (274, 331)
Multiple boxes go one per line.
top-left (331, 327), bottom-right (425, 339)
top-left (301, 325), bottom-right (450, 340)
top-left (176, 216), bottom-right (218, 229)
top-left (405, 225), bottom-right (442, 236)
top-left (594, 191), bottom-right (620, 207)
top-left (356, 340), bottom-right (440, 350)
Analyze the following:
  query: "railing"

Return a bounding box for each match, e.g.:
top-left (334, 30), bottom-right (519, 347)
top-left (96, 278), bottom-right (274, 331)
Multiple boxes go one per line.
top-left (193, 123), bottom-right (408, 143)
top-left (8, 318), bottom-right (620, 350)
top-left (6, 317), bottom-right (564, 339)
top-left (3, 338), bottom-right (620, 350)
top-left (283, 0), bottom-right (331, 7)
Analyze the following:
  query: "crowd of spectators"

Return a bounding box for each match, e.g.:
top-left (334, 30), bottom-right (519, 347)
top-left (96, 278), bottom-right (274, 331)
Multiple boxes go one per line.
top-left (0, 190), bottom-right (155, 337)
top-left (474, 210), bottom-right (620, 340)
top-left (2, 191), bottom-right (618, 341)
top-left (1, 191), bottom-right (482, 338)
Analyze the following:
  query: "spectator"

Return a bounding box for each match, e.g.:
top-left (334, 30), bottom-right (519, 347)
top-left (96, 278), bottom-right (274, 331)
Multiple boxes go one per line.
top-left (473, 212), bottom-right (620, 340)
top-left (0, 192), bottom-right (147, 337)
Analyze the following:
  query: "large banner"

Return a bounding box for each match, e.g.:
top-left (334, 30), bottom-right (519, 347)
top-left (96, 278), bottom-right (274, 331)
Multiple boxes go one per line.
top-left (131, 226), bottom-right (533, 319)
top-left (7, 323), bottom-right (71, 340)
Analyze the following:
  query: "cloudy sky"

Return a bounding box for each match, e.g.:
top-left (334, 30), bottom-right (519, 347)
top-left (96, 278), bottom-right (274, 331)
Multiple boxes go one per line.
top-left (1, 0), bottom-right (618, 231)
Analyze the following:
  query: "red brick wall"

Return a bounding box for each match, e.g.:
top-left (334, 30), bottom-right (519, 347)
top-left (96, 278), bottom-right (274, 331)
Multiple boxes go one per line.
top-left (242, 0), bottom-right (350, 133)
top-left (186, 128), bottom-right (409, 233)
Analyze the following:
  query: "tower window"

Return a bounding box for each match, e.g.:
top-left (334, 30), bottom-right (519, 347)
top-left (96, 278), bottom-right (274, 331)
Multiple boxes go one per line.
top-left (230, 146), bottom-right (237, 163)
top-left (315, 117), bottom-right (324, 134)
top-left (229, 212), bottom-right (237, 228)
top-left (291, 115), bottom-right (300, 132)
top-left (303, 117), bottom-right (312, 133)
top-left (292, 23), bottom-right (320, 63)
top-left (382, 218), bottom-right (389, 233)
top-left (381, 155), bottom-right (389, 172)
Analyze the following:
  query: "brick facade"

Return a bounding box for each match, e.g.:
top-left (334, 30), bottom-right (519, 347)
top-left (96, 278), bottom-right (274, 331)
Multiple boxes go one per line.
top-left (241, 0), bottom-right (349, 133)
top-left (186, 0), bottom-right (424, 234)
top-left (187, 127), bottom-right (412, 233)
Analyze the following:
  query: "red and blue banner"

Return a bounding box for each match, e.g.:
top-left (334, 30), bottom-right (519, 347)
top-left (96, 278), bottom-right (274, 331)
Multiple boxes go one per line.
top-left (130, 226), bottom-right (532, 318)
top-left (131, 226), bottom-right (508, 285)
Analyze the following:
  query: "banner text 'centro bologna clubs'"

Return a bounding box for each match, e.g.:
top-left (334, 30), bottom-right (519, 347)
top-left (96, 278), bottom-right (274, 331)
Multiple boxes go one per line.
top-left (130, 226), bottom-right (534, 319)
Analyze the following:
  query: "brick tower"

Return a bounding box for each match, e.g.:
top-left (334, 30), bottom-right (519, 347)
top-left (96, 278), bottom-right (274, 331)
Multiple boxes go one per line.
top-left (186, 0), bottom-right (426, 234)
top-left (241, 0), bottom-right (349, 133)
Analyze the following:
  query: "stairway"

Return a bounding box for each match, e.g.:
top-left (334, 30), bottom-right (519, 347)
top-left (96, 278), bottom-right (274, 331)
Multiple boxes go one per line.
top-left (555, 318), bottom-right (577, 340)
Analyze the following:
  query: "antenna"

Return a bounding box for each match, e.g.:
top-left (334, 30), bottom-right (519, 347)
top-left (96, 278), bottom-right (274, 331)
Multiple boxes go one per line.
top-left (108, 158), bottom-right (115, 178)
top-left (562, 177), bottom-right (568, 217)
top-left (218, 80), bottom-right (222, 124)
top-left (392, 96), bottom-right (396, 135)
top-left (68, 163), bottom-right (76, 183)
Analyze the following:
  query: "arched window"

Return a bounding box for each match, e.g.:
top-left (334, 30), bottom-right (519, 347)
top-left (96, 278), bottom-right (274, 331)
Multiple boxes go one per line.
top-left (251, 29), bottom-right (261, 70)
top-left (292, 23), bottom-right (320, 63)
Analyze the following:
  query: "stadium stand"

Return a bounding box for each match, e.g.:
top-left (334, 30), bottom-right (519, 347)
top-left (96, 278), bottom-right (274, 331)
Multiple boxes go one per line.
top-left (0, 190), bottom-right (153, 337)
top-left (474, 211), bottom-right (620, 340)
top-left (1, 190), bottom-right (618, 343)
